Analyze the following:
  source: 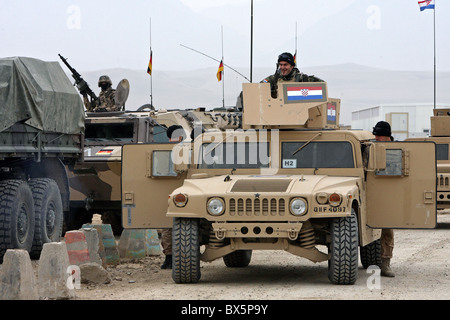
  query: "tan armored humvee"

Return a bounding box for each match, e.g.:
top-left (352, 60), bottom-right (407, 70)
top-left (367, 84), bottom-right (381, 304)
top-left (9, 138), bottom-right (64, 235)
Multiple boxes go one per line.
top-left (406, 108), bottom-right (450, 210)
top-left (121, 82), bottom-right (436, 284)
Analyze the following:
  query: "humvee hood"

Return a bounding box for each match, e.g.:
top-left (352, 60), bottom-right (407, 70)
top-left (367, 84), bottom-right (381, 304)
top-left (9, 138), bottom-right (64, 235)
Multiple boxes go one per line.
top-left (178, 174), bottom-right (359, 195)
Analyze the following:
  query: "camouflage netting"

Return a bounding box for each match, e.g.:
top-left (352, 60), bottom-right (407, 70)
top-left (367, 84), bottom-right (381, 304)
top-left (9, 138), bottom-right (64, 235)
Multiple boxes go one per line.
top-left (0, 56), bottom-right (85, 134)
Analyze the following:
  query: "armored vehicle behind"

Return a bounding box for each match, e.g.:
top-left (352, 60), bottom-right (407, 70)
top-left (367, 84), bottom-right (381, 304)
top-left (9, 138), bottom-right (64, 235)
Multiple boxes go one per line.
top-left (121, 82), bottom-right (436, 284)
top-left (406, 108), bottom-right (450, 210)
top-left (67, 107), bottom-right (241, 234)
top-left (65, 111), bottom-right (167, 233)
top-left (0, 57), bottom-right (84, 261)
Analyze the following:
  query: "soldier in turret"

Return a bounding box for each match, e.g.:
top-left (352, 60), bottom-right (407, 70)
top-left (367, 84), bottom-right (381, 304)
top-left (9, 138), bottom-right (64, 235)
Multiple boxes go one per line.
top-left (262, 52), bottom-right (323, 84)
top-left (83, 75), bottom-right (117, 112)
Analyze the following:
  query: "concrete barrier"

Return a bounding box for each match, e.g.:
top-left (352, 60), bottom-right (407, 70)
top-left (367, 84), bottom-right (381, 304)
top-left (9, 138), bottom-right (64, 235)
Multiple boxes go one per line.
top-left (81, 227), bottom-right (105, 267)
top-left (145, 229), bottom-right (161, 256)
top-left (37, 242), bottom-right (76, 299)
top-left (118, 229), bottom-right (146, 259)
top-left (0, 249), bottom-right (39, 300)
top-left (118, 229), bottom-right (161, 259)
top-left (82, 224), bottom-right (119, 265)
top-left (64, 230), bottom-right (90, 266)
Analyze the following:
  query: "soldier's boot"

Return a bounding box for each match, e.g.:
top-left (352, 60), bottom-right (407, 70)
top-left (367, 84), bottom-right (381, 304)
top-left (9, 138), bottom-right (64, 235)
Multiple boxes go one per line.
top-left (381, 258), bottom-right (395, 277)
top-left (161, 255), bottom-right (172, 269)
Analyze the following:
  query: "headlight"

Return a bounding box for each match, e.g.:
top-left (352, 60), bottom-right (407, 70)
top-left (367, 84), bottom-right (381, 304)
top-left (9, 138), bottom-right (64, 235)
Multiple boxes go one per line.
top-left (290, 198), bottom-right (307, 216)
top-left (173, 193), bottom-right (188, 207)
top-left (207, 198), bottom-right (225, 216)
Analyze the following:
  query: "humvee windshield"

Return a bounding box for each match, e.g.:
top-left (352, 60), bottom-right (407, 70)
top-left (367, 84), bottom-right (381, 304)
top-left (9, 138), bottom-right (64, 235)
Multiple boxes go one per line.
top-left (198, 142), bottom-right (270, 169)
top-left (281, 141), bottom-right (354, 168)
top-left (85, 123), bottom-right (134, 143)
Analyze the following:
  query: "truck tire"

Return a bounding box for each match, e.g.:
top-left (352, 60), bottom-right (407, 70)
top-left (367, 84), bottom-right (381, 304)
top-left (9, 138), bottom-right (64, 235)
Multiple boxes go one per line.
top-left (28, 178), bottom-right (63, 259)
top-left (172, 218), bottom-right (201, 284)
top-left (360, 239), bottom-right (382, 269)
top-left (0, 179), bottom-right (35, 262)
top-left (223, 250), bottom-right (252, 267)
top-left (328, 208), bottom-right (359, 285)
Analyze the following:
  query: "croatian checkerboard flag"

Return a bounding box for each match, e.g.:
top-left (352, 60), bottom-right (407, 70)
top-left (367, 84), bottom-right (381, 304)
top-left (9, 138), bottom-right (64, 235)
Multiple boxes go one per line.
top-left (287, 86), bottom-right (324, 101)
top-left (418, 0), bottom-right (435, 11)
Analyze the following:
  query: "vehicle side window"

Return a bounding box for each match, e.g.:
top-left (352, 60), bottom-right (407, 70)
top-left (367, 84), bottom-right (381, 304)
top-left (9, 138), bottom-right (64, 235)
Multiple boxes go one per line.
top-left (376, 149), bottom-right (402, 176)
top-left (85, 123), bottom-right (134, 142)
top-left (281, 141), bottom-right (354, 168)
top-left (436, 144), bottom-right (449, 160)
top-left (152, 150), bottom-right (176, 176)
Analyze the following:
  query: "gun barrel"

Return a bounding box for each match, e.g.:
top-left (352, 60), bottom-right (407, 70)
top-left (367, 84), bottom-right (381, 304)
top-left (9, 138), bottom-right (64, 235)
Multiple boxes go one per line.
top-left (58, 54), bottom-right (98, 101)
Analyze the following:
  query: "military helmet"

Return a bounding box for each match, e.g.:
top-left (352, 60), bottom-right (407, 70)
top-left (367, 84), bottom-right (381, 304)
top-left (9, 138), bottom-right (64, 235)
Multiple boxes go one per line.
top-left (278, 52), bottom-right (295, 66)
top-left (372, 121), bottom-right (391, 137)
top-left (98, 75), bottom-right (112, 87)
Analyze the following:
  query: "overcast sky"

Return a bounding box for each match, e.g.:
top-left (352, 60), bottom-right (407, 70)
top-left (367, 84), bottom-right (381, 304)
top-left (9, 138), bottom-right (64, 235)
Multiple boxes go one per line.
top-left (1, 0), bottom-right (449, 75)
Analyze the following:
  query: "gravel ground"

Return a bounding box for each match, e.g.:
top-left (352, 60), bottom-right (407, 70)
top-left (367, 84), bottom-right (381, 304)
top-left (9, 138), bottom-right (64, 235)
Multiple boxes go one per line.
top-left (70, 213), bottom-right (450, 301)
top-left (2, 213), bottom-right (449, 310)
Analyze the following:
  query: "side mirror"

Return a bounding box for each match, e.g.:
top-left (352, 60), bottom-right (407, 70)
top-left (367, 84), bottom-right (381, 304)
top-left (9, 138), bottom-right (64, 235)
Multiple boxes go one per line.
top-left (367, 143), bottom-right (386, 171)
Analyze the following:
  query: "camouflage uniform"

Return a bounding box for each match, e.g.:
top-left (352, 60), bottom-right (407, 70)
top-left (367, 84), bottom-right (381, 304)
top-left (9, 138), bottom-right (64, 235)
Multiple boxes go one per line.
top-left (83, 75), bottom-right (117, 112)
top-left (261, 67), bottom-right (323, 86)
top-left (161, 229), bottom-right (172, 255)
top-left (94, 87), bottom-right (117, 112)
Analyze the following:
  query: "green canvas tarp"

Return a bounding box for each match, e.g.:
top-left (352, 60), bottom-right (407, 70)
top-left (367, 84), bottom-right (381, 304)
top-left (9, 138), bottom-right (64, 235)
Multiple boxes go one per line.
top-left (0, 56), bottom-right (85, 134)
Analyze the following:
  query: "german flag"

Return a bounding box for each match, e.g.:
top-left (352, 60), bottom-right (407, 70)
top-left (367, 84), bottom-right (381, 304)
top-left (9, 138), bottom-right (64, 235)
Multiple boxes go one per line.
top-left (216, 59), bottom-right (224, 81)
top-left (147, 50), bottom-right (152, 76)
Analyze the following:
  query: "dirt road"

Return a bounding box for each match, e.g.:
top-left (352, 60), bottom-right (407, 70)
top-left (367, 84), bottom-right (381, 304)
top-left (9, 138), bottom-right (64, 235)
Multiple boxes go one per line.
top-left (72, 214), bottom-right (450, 301)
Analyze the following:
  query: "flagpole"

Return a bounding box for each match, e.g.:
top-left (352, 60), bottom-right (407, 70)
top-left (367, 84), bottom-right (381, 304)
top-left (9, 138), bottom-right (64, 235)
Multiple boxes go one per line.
top-left (295, 21), bottom-right (298, 64)
top-left (221, 25), bottom-right (225, 108)
top-left (250, 0), bottom-right (253, 83)
top-left (433, 4), bottom-right (436, 109)
top-left (149, 18), bottom-right (153, 108)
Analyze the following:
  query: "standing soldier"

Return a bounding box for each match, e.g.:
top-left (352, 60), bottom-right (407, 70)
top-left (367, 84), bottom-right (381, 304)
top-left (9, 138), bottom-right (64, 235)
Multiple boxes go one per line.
top-left (83, 75), bottom-right (117, 112)
top-left (262, 52), bottom-right (323, 98)
top-left (372, 121), bottom-right (395, 277)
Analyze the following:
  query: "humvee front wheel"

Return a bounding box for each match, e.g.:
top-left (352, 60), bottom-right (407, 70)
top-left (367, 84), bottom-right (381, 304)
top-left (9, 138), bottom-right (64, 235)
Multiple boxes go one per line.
top-left (172, 218), bottom-right (201, 283)
top-left (328, 208), bottom-right (359, 285)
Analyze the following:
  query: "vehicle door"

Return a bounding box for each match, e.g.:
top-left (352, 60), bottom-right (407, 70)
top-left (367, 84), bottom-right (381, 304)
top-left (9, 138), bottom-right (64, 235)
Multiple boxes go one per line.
top-left (121, 142), bottom-right (189, 229)
top-left (366, 141), bottom-right (436, 228)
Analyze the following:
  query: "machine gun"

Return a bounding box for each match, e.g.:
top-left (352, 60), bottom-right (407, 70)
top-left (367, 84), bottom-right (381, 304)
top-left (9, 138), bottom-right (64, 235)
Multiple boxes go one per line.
top-left (58, 54), bottom-right (98, 108)
top-left (270, 64), bottom-right (280, 99)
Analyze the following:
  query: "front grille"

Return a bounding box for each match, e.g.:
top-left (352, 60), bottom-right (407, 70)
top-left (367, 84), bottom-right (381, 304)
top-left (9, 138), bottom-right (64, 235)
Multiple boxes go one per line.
top-left (228, 197), bottom-right (286, 216)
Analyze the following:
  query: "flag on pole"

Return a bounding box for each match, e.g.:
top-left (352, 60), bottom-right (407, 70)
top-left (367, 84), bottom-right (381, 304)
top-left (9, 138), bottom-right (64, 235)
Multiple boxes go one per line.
top-left (147, 50), bottom-right (152, 76)
top-left (216, 59), bottom-right (224, 81)
top-left (293, 50), bottom-right (297, 66)
top-left (418, 0), bottom-right (435, 11)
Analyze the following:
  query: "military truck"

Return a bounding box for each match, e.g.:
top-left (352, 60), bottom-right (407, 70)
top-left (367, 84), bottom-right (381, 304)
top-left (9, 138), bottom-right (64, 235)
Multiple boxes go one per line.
top-left (66, 108), bottom-right (241, 234)
top-left (0, 57), bottom-right (84, 262)
top-left (406, 108), bottom-right (450, 210)
top-left (122, 81), bottom-right (436, 284)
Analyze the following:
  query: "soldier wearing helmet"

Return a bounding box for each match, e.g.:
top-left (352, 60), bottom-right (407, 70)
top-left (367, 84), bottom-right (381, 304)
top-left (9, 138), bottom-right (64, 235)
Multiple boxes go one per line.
top-left (83, 75), bottom-right (117, 112)
top-left (372, 121), bottom-right (395, 277)
top-left (261, 52), bottom-right (323, 98)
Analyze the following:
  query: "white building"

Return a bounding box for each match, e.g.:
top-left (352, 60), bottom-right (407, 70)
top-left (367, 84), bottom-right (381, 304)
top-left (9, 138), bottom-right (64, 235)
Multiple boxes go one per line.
top-left (351, 104), bottom-right (447, 141)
